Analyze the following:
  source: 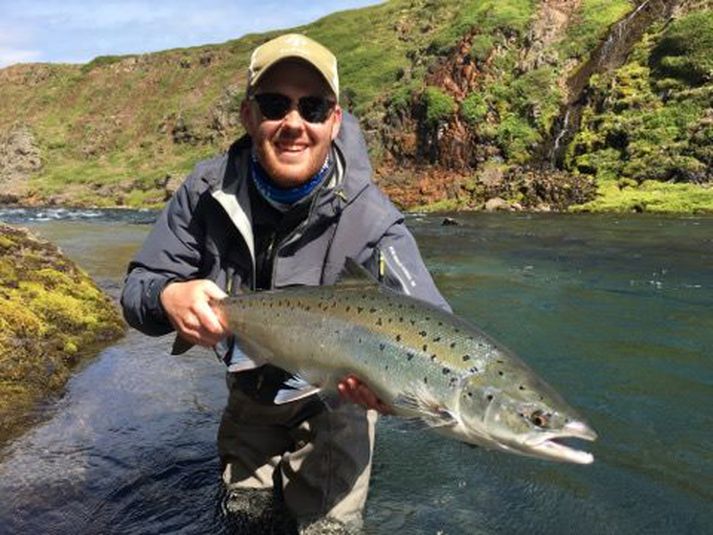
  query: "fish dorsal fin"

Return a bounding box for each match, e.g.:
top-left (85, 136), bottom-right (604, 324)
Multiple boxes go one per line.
top-left (336, 258), bottom-right (379, 288)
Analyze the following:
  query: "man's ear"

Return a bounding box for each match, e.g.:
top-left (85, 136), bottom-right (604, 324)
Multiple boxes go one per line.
top-left (330, 105), bottom-right (343, 141)
top-left (240, 99), bottom-right (255, 135)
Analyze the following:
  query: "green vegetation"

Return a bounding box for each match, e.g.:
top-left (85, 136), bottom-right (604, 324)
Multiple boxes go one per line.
top-left (460, 93), bottom-right (488, 126)
top-left (567, 9), bottom-right (713, 213)
top-left (650, 10), bottom-right (713, 87)
top-left (423, 86), bottom-right (456, 126)
top-left (0, 224), bottom-right (125, 442)
top-left (573, 179), bottom-right (713, 214)
top-left (559, 0), bottom-right (632, 60)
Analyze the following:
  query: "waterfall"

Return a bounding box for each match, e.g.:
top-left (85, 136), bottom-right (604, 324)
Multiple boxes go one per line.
top-left (543, 0), bottom-right (679, 169)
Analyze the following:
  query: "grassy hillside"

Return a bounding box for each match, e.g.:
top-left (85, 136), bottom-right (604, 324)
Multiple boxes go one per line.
top-left (0, 0), bottom-right (711, 212)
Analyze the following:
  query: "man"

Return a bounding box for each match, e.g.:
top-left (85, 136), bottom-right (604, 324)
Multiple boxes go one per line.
top-left (121, 33), bottom-right (449, 533)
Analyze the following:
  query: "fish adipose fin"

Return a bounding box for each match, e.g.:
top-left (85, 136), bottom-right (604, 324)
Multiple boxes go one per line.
top-left (392, 386), bottom-right (458, 429)
top-left (274, 374), bottom-right (322, 404)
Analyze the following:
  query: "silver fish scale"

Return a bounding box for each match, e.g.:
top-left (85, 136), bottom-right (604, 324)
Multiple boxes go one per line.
top-left (223, 285), bottom-right (501, 403)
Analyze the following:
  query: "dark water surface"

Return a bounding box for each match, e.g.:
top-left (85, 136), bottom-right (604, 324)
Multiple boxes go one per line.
top-left (0, 208), bottom-right (711, 534)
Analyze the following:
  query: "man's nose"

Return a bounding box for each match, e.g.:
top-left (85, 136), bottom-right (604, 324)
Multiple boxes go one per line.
top-left (282, 107), bottom-right (305, 130)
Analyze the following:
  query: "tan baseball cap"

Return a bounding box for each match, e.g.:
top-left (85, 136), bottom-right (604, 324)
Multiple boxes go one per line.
top-left (247, 33), bottom-right (339, 101)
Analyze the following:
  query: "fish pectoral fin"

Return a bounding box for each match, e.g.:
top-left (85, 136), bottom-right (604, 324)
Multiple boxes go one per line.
top-left (274, 385), bottom-right (322, 404)
top-left (273, 374), bottom-right (322, 405)
top-left (392, 390), bottom-right (457, 428)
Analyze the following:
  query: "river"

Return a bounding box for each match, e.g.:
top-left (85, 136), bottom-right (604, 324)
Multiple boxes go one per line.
top-left (0, 208), bottom-right (711, 534)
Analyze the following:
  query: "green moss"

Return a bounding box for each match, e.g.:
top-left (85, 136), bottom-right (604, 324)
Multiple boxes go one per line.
top-left (560, 0), bottom-right (633, 60)
top-left (0, 224), bottom-right (125, 444)
top-left (409, 197), bottom-right (467, 213)
top-left (650, 11), bottom-right (713, 87)
top-left (569, 10), bottom-right (713, 195)
top-left (572, 179), bottom-right (713, 214)
top-left (460, 92), bottom-right (488, 126)
top-left (496, 114), bottom-right (540, 164)
top-left (422, 86), bottom-right (456, 126)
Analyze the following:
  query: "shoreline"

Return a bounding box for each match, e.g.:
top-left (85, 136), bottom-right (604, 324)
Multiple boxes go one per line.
top-left (0, 223), bottom-right (125, 450)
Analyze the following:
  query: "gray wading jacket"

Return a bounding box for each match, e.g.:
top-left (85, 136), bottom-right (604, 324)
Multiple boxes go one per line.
top-left (121, 114), bottom-right (450, 372)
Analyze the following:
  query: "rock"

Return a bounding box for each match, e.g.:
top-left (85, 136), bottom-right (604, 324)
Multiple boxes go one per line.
top-left (478, 165), bottom-right (504, 187)
top-left (442, 217), bottom-right (460, 226)
top-left (0, 125), bottom-right (42, 198)
top-left (484, 197), bottom-right (511, 211)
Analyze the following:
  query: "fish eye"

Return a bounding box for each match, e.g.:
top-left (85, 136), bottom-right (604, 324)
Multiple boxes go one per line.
top-left (530, 410), bottom-right (550, 428)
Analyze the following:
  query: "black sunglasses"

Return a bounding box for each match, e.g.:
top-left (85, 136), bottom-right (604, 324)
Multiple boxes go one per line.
top-left (250, 92), bottom-right (336, 123)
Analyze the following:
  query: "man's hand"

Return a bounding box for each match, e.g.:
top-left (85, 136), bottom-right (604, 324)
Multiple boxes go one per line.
top-left (337, 375), bottom-right (393, 415)
top-left (160, 279), bottom-right (228, 347)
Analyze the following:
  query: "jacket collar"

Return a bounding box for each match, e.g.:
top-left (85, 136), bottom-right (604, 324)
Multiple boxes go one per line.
top-left (211, 133), bottom-right (373, 262)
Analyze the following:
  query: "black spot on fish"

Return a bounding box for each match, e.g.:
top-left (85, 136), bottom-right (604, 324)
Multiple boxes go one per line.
top-left (399, 317), bottom-right (404, 322)
top-left (410, 319), bottom-right (416, 326)
top-left (469, 367), bottom-right (478, 374)
top-left (305, 306), bottom-right (311, 311)
top-left (419, 330), bottom-right (427, 337)
top-left (498, 371), bottom-right (504, 376)
top-left (462, 354), bottom-right (471, 362)
top-left (357, 306), bottom-right (364, 313)
top-left (422, 344), bottom-right (428, 352)
top-left (433, 336), bottom-right (441, 342)
top-left (487, 394), bottom-right (494, 402)
top-left (385, 365), bottom-right (389, 370)
top-left (376, 318), bottom-right (383, 326)
top-left (396, 334), bottom-right (401, 342)
top-left (379, 343), bottom-right (386, 351)
top-left (430, 354), bottom-right (437, 361)
top-left (450, 342), bottom-right (456, 349)
top-left (519, 385), bottom-right (525, 391)
top-left (424, 377), bottom-right (428, 384)
top-left (467, 392), bottom-right (473, 398)
top-left (346, 306), bottom-right (351, 312)
top-left (442, 368), bottom-right (450, 375)
top-left (407, 352), bottom-right (415, 361)
top-left (370, 307), bottom-right (376, 313)
top-left (438, 321), bottom-right (443, 326)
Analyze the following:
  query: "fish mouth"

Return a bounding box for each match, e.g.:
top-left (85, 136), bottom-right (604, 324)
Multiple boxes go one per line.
top-left (524, 421), bottom-right (598, 464)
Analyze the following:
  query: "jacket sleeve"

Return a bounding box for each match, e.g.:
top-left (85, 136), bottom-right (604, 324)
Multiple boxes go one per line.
top-left (120, 172), bottom-right (206, 336)
top-left (374, 221), bottom-right (452, 313)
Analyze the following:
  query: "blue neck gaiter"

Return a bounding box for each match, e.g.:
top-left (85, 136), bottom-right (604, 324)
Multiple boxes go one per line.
top-left (250, 153), bottom-right (333, 212)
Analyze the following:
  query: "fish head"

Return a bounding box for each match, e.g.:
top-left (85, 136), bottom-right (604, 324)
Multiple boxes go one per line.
top-left (456, 370), bottom-right (597, 464)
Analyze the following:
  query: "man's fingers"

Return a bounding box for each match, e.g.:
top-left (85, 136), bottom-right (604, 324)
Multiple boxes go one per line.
top-left (194, 301), bottom-right (225, 335)
top-left (203, 282), bottom-right (228, 300)
top-left (338, 375), bottom-right (392, 414)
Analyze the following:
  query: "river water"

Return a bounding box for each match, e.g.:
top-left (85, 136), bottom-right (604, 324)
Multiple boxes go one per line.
top-left (0, 208), bottom-right (710, 534)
